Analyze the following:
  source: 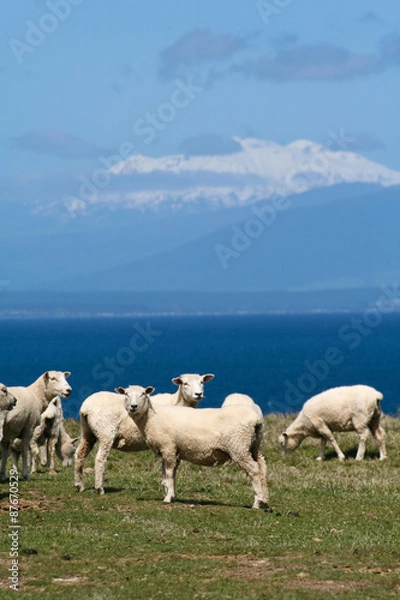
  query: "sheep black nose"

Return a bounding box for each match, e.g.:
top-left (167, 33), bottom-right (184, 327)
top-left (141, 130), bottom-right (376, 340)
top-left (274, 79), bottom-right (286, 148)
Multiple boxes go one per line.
top-left (130, 404), bottom-right (138, 412)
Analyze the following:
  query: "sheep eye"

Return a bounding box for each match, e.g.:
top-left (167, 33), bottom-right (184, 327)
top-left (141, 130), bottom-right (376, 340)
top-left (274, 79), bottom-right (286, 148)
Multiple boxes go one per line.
top-left (1, 387), bottom-right (6, 394)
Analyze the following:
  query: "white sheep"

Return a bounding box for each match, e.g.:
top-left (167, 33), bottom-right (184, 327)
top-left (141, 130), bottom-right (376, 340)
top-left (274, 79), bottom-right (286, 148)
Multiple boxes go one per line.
top-left (74, 373), bottom-right (214, 495)
top-left (222, 393), bottom-right (264, 419)
top-left (0, 384), bottom-right (17, 441)
top-left (10, 421), bottom-right (78, 473)
top-left (54, 424), bottom-right (79, 467)
top-left (31, 397), bottom-right (61, 473)
top-left (0, 371), bottom-right (72, 481)
top-left (279, 384), bottom-right (387, 461)
top-left (118, 385), bottom-right (269, 509)
top-left (30, 396), bottom-right (78, 473)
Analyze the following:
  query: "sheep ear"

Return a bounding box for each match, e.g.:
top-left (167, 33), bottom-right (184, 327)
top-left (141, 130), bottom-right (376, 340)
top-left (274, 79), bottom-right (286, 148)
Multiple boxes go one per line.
top-left (71, 437), bottom-right (80, 446)
top-left (64, 372), bottom-right (71, 378)
top-left (202, 373), bottom-right (214, 383)
top-left (172, 377), bottom-right (183, 386)
top-left (283, 432), bottom-right (288, 439)
top-left (145, 386), bottom-right (155, 395)
top-left (115, 387), bottom-right (126, 395)
top-left (44, 372), bottom-right (50, 383)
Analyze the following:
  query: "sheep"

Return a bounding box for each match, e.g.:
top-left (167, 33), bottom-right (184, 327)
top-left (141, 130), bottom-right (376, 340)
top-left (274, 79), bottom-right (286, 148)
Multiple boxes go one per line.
top-left (222, 393), bottom-right (264, 420)
top-left (279, 384), bottom-right (387, 461)
top-left (118, 385), bottom-right (269, 510)
top-left (54, 425), bottom-right (79, 467)
top-left (0, 371), bottom-right (72, 481)
top-left (74, 373), bottom-right (214, 495)
top-left (30, 397), bottom-right (61, 474)
top-left (29, 396), bottom-right (78, 473)
top-left (10, 422), bottom-right (78, 473)
top-left (0, 384), bottom-right (17, 441)
top-left (36, 394), bottom-right (78, 470)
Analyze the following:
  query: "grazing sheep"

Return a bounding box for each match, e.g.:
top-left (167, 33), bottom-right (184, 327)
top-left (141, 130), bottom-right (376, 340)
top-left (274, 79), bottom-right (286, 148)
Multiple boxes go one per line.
top-left (74, 373), bottom-right (214, 495)
top-left (118, 385), bottom-right (269, 509)
top-left (0, 384), bottom-right (17, 441)
top-left (279, 385), bottom-right (387, 461)
top-left (0, 371), bottom-right (72, 481)
top-left (222, 393), bottom-right (264, 420)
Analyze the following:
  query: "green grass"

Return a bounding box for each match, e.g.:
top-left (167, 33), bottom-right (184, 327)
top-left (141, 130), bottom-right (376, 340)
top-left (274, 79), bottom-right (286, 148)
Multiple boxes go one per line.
top-left (1, 414), bottom-right (400, 599)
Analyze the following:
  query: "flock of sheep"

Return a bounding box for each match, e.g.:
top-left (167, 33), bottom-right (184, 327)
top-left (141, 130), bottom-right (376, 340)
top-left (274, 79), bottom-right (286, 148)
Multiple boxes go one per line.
top-left (0, 370), bottom-right (387, 509)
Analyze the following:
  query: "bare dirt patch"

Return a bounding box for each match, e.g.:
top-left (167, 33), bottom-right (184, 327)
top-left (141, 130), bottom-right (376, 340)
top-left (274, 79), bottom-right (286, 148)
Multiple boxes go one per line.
top-left (0, 496), bottom-right (60, 512)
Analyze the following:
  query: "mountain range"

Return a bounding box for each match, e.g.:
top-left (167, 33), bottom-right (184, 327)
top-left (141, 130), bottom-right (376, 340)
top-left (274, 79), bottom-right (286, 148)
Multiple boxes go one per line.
top-left (2, 137), bottom-right (399, 299)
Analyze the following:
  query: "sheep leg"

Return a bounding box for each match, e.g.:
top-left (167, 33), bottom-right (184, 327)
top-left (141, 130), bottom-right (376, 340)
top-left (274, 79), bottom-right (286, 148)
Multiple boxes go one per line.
top-left (0, 440), bottom-right (10, 482)
top-left (40, 443), bottom-right (49, 467)
top-left (74, 428), bottom-right (97, 493)
top-left (94, 439), bottom-right (114, 495)
top-left (368, 414), bottom-right (387, 460)
top-left (161, 456), bottom-right (179, 503)
top-left (255, 452), bottom-right (269, 509)
top-left (355, 428), bottom-right (369, 461)
top-left (10, 446), bottom-right (21, 472)
top-left (48, 437), bottom-right (58, 474)
top-left (312, 420), bottom-right (345, 461)
top-left (20, 437), bottom-right (32, 480)
top-left (30, 440), bottom-right (41, 474)
top-left (316, 438), bottom-right (327, 461)
top-left (161, 461), bottom-right (168, 493)
top-left (233, 452), bottom-right (269, 509)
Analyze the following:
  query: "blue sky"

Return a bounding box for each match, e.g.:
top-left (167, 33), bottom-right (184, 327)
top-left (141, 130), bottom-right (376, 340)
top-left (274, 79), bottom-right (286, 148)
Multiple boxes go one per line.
top-left (1, 0), bottom-right (400, 210)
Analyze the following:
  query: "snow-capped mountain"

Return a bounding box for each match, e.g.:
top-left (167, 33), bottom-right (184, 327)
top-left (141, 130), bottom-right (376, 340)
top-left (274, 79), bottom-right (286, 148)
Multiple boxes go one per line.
top-left (103, 137), bottom-right (400, 209)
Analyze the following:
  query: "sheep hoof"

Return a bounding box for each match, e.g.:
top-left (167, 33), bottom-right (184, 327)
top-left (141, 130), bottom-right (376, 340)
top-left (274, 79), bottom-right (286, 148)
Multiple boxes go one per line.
top-left (163, 497), bottom-right (174, 504)
top-left (75, 484), bottom-right (84, 493)
top-left (252, 497), bottom-right (270, 510)
top-left (315, 456), bottom-right (324, 461)
top-left (49, 469), bottom-right (57, 475)
top-left (97, 487), bottom-right (105, 495)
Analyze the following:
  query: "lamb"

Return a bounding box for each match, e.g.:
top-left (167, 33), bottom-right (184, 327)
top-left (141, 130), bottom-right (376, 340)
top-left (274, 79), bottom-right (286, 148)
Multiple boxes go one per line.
top-left (30, 396), bottom-right (78, 473)
top-left (10, 421), bottom-right (78, 473)
top-left (74, 373), bottom-right (214, 495)
top-left (55, 424), bottom-right (79, 467)
top-left (222, 393), bottom-right (264, 420)
top-left (0, 371), bottom-right (72, 481)
top-left (118, 385), bottom-right (269, 509)
top-left (279, 384), bottom-right (387, 461)
top-left (0, 384), bottom-right (17, 441)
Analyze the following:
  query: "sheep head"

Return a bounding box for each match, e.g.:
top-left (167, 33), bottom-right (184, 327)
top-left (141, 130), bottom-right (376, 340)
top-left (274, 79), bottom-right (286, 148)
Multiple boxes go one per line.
top-left (115, 385), bottom-right (155, 417)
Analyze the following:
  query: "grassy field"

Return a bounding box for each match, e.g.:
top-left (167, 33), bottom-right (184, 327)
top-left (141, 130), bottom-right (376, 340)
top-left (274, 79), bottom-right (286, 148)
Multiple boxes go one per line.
top-left (1, 413), bottom-right (400, 599)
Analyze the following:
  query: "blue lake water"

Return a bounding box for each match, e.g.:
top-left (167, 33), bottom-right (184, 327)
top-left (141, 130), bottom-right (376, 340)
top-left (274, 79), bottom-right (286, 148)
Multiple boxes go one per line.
top-left (0, 313), bottom-right (399, 418)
